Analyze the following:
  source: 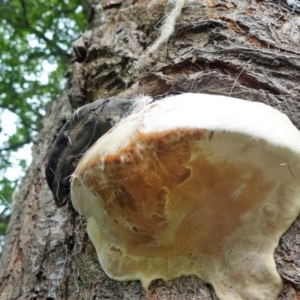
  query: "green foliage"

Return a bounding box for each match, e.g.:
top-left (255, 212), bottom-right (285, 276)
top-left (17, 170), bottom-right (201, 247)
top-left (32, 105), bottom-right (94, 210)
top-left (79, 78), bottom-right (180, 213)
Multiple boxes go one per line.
top-left (0, 0), bottom-right (86, 256)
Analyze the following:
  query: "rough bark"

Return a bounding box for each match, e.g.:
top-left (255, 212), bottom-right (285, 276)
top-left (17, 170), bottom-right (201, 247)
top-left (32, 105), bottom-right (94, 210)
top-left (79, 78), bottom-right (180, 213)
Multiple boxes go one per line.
top-left (1, 0), bottom-right (300, 299)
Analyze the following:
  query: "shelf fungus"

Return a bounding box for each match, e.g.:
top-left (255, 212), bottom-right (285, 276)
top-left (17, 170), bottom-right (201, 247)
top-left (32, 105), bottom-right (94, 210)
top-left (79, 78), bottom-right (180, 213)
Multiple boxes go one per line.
top-left (45, 98), bottom-right (136, 207)
top-left (70, 94), bottom-right (300, 300)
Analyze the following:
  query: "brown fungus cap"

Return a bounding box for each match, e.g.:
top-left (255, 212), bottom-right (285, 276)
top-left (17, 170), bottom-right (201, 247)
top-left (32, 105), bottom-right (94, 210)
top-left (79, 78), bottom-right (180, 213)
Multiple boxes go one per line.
top-left (71, 93), bottom-right (300, 300)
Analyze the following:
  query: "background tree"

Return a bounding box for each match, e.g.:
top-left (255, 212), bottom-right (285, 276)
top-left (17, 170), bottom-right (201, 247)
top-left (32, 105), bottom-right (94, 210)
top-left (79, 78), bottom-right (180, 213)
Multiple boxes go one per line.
top-left (1, 0), bottom-right (300, 299)
top-left (0, 0), bottom-right (85, 255)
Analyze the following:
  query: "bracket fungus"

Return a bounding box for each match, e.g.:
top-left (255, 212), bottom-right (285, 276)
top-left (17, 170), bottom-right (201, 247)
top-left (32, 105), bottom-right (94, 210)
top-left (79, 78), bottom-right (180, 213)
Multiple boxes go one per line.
top-left (45, 98), bottom-right (135, 206)
top-left (70, 93), bottom-right (300, 300)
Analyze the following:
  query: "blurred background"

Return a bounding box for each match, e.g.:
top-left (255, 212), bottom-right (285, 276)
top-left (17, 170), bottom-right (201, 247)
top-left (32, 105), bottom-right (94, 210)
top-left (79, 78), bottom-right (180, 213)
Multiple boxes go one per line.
top-left (0, 0), bottom-right (86, 258)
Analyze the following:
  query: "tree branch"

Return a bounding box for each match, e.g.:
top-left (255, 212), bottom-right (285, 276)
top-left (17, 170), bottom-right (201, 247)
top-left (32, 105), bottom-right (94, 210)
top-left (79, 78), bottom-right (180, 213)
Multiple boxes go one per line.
top-left (19, 0), bottom-right (30, 27)
top-left (31, 28), bottom-right (71, 62)
top-left (0, 137), bottom-right (31, 152)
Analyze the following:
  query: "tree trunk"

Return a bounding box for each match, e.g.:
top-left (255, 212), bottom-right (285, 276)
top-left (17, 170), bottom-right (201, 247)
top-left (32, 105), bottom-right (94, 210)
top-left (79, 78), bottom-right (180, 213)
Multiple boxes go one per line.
top-left (1, 0), bottom-right (300, 299)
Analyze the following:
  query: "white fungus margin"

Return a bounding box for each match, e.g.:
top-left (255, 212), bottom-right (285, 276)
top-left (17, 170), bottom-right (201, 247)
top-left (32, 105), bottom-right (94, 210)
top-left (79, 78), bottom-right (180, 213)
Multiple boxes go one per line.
top-left (71, 93), bottom-right (300, 300)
